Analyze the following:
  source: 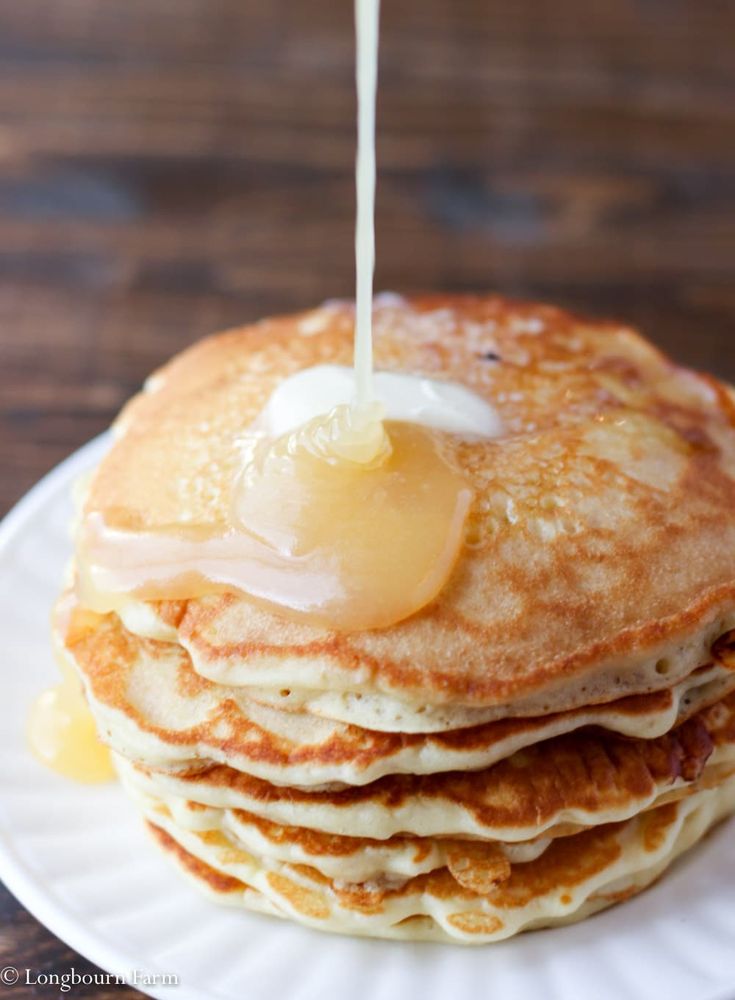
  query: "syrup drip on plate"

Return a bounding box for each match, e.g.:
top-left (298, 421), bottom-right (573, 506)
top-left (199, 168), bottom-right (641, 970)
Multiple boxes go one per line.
top-left (28, 653), bottom-right (114, 783)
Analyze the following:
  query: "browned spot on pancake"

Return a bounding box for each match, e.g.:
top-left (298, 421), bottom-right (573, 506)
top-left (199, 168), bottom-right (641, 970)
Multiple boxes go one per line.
top-left (199, 829), bottom-right (224, 846)
top-left (195, 829), bottom-right (254, 866)
top-left (266, 871), bottom-right (331, 920)
top-left (692, 663), bottom-right (714, 676)
top-left (64, 609), bottom-right (140, 706)
top-left (175, 661), bottom-right (212, 698)
top-left (330, 882), bottom-right (389, 915)
top-left (282, 863), bottom-right (329, 887)
top-left (394, 915), bottom-right (435, 933)
top-left (713, 631), bottom-right (735, 671)
top-left (698, 696), bottom-right (735, 747)
top-left (185, 800), bottom-right (208, 813)
top-left (638, 764), bottom-right (735, 813)
top-left (228, 807), bottom-right (421, 861)
top-left (445, 843), bottom-right (511, 894)
top-left (232, 808), bottom-right (365, 856)
top-left (446, 912), bottom-right (504, 936)
top-left (64, 606), bottom-right (106, 645)
top-left (147, 821), bottom-right (244, 895)
top-left (592, 886), bottom-right (641, 905)
top-left (154, 600), bottom-right (189, 630)
top-left (560, 893), bottom-right (573, 905)
top-left (640, 801), bottom-right (679, 852)
top-left (411, 841), bottom-right (433, 864)
top-left (482, 825), bottom-right (624, 909)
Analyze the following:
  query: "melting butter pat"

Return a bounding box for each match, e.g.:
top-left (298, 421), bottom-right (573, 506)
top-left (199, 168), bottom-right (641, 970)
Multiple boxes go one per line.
top-left (259, 365), bottom-right (503, 439)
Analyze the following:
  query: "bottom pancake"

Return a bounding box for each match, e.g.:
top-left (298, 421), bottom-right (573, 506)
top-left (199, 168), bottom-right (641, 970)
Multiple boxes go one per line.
top-left (140, 779), bottom-right (735, 944)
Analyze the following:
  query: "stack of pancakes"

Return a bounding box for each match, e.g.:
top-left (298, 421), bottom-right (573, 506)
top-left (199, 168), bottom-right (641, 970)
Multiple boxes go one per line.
top-left (57, 295), bottom-right (735, 943)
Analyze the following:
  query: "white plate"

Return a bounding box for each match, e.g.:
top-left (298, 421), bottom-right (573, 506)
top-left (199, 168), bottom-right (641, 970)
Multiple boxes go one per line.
top-left (1, 437), bottom-right (735, 1000)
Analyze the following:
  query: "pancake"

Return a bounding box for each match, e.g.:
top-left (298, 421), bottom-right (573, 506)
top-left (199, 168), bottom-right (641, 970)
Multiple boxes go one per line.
top-left (142, 780), bottom-right (735, 943)
top-left (78, 295), bottom-right (735, 718)
top-left (119, 763), bottom-right (551, 885)
top-left (119, 601), bottom-right (735, 734)
top-left (115, 690), bottom-right (735, 842)
top-left (60, 599), bottom-right (735, 788)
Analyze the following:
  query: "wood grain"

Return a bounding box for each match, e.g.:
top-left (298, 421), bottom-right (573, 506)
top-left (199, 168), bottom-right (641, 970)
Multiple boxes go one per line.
top-left (1, 0), bottom-right (734, 994)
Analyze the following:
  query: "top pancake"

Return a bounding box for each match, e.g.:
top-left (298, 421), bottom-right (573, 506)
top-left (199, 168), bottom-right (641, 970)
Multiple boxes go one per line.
top-left (80, 294), bottom-right (735, 712)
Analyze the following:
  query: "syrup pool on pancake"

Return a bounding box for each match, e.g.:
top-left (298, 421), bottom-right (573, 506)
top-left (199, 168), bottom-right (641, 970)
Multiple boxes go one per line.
top-left (74, 0), bottom-right (503, 634)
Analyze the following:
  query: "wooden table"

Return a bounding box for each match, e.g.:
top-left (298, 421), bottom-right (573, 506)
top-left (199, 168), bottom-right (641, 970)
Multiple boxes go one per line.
top-left (1, 0), bottom-right (734, 995)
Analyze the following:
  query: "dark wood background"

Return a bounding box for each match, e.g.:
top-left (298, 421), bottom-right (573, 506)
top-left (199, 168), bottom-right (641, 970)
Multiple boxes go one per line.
top-left (1, 0), bottom-right (734, 995)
